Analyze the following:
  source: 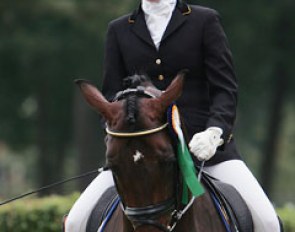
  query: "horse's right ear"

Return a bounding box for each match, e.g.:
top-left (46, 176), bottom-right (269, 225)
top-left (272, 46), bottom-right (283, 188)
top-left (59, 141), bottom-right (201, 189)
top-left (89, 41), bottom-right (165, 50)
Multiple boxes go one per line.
top-left (156, 70), bottom-right (187, 110)
top-left (75, 80), bottom-right (114, 122)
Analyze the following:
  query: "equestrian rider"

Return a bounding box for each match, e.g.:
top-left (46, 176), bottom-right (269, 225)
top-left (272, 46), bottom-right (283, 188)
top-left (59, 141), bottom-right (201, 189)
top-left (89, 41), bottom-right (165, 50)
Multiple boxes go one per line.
top-left (65, 0), bottom-right (282, 231)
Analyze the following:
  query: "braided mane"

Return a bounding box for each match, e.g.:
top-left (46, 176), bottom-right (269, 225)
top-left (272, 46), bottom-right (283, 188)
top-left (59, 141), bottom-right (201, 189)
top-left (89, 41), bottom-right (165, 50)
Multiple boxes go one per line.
top-left (123, 74), bottom-right (151, 125)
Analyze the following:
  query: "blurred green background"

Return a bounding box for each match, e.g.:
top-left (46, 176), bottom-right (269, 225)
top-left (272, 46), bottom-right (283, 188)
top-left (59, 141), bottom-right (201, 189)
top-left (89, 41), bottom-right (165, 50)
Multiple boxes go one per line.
top-left (0, 0), bottom-right (294, 209)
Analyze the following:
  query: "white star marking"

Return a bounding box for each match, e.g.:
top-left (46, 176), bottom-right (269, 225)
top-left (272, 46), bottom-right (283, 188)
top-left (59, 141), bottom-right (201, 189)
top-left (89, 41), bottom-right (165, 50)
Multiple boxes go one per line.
top-left (133, 150), bottom-right (144, 163)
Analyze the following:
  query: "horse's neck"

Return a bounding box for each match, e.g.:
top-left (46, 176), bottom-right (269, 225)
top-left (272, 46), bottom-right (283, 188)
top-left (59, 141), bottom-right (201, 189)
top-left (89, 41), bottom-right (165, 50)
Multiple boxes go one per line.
top-left (104, 206), bottom-right (133, 232)
top-left (122, 210), bottom-right (134, 232)
top-left (174, 192), bottom-right (226, 232)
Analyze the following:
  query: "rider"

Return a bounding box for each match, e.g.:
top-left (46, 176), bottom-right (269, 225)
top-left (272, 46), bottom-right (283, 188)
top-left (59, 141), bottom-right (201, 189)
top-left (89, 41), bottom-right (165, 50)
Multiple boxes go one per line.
top-left (65, 0), bottom-right (282, 231)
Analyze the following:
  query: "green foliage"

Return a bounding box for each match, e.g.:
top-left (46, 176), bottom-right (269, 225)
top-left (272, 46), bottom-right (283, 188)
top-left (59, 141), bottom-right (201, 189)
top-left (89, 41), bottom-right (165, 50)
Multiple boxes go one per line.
top-left (0, 0), bottom-right (134, 193)
top-left (277, 204), bottom-right (295, 232)
top-left (0, 193), bottom-right (294, 232)
top-left (0, 0), bottom-right (294, 207)
top-left (0, 193), bottom-right (79, 232)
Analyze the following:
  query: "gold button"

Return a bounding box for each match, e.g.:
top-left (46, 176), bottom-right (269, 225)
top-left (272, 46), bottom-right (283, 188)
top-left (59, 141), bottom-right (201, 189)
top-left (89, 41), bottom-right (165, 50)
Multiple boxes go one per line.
top-left (158, 75), bottom-right (164, 81)
top-left (156, 59), bottom-right (161, 65)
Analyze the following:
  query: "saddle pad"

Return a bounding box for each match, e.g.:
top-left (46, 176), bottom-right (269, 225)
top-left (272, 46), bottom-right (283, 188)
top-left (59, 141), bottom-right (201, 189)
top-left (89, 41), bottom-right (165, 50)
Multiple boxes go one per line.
top-left (86, 186), bottom-right (118, 232)
top-left (202, 173), bottom-right (253, 232)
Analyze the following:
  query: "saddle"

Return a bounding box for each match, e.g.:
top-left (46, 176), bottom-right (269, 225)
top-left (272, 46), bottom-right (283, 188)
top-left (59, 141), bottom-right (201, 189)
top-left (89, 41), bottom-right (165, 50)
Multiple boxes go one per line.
top-left (86, 186), bottom-right (119, 232)
top-left (201, 172), bottom-right (253, 232)
top-left (85, 176), bottom-right (253, 232)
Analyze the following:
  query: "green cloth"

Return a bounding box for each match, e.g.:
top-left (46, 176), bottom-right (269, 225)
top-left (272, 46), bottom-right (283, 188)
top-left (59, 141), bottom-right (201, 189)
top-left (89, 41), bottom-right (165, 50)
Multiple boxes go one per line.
top-left (177, 140), bottom-right (205, 204)
top-left (169, 104), bottom-right (204, 204)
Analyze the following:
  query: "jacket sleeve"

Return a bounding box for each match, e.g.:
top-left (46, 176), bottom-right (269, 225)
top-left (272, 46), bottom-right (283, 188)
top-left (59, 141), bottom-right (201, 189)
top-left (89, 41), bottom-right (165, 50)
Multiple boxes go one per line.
top-left (203, 10), bottom-right (238, 146)
top-left (102, 22), bottom-right (127, 102)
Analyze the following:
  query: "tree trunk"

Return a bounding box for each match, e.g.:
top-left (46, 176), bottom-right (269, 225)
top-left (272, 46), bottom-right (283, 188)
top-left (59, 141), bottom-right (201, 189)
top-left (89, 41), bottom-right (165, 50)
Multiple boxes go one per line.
top-left (260, 9), bottom-right (289, 197)
top-left (36, 77), bottom-right (53, 195)
top-left (260, 66), bottom-right (287, 197)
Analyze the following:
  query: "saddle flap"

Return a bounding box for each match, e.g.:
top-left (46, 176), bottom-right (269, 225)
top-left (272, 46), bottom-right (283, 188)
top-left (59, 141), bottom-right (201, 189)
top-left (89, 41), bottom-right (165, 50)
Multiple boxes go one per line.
top-left (202, 173), bottom-right (254, 232)
top-left (86, 186), bottom-right (118, 232)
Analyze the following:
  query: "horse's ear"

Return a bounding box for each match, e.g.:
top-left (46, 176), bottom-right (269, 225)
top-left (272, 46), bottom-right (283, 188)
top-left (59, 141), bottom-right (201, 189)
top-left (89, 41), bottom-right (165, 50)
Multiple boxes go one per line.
top-left (156, 70), bottom-right (187, 109)
top-left (75, 79), bottom-right (114, 122)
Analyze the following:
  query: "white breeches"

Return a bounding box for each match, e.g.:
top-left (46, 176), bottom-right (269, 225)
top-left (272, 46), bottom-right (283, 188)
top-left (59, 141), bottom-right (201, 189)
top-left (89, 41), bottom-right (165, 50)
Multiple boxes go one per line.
top-left (65, 170), bottom-right (114, 232)
top-left (65, 160), bottom-right (280, 232)
top-left (204, 160), bottom-right (280, 232)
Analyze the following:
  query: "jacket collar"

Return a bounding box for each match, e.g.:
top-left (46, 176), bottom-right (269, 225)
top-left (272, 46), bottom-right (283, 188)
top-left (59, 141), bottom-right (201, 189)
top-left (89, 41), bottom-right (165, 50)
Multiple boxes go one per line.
top-left (129, 0), bottom-right (191, 49)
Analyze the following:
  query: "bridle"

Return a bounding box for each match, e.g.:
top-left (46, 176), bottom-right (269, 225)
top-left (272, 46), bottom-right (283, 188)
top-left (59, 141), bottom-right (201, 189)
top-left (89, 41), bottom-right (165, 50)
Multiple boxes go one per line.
top-left (106, 86), bottom-right (169, 138)
top-left (106, 122), bottom-right (169, 138)
top-left (122, 198), bottom-right (176, 232)
top-left (105, 87), bottom-right (195, 232)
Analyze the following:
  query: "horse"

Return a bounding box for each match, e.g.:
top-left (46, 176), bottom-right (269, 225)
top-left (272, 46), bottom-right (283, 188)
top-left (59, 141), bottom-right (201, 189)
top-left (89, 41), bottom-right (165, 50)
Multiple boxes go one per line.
top-left (75, 72), bottom-right (238, 232)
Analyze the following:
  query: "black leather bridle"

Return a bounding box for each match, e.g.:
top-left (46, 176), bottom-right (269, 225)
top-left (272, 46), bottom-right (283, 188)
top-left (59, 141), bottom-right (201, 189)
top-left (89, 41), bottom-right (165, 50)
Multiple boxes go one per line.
top-left (106, 87), bottom-right (186, 231)
top-left (122, 198), bottom-right (177, 232)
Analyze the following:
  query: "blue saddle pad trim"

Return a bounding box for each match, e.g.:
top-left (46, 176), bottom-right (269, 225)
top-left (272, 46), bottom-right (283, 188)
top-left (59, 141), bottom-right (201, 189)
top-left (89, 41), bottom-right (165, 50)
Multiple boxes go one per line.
top-left (210, 191), bottom-right (232, 232)
top-left (99, 196), bottom-right (121, 232)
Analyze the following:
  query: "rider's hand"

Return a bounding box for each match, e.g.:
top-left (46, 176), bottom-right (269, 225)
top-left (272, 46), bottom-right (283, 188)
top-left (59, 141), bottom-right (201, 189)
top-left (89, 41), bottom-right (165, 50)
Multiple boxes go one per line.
top-left (189, 127), bottom-right (224, 161)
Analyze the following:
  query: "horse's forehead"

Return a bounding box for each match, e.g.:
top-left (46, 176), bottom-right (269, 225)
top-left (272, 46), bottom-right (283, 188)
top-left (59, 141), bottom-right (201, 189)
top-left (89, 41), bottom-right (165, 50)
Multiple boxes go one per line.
top-left (137, 98), bottom-right (158, 119)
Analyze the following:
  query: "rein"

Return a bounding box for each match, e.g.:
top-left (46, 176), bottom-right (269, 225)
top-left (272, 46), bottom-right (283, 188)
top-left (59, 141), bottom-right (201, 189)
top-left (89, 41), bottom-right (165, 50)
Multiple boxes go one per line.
top-left (0, 167), bottom-right (108, 206)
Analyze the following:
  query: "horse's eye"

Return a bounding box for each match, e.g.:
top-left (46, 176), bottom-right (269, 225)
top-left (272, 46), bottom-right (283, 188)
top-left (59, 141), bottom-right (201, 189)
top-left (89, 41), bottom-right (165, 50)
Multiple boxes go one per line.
top-left (164, 156), bottom-right (177, 163)
top-left (155, 146), bottom-right (176, 163)
top-left (106, 154), bottom-right (116, 169)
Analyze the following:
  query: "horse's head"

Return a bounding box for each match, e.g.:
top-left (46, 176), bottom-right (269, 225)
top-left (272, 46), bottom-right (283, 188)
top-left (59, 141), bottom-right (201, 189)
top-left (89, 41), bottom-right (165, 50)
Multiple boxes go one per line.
top-left (76, 71), bottom-right (186, 231)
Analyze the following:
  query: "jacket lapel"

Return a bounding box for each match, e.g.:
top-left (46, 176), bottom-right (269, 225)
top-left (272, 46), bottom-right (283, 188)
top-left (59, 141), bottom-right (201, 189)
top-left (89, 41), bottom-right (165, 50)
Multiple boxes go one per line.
top-left (129, 1), bottom-right (190, 48)
top-left (161, 7), bottom-right (188, 43)
top-left (130, 9), bottom-right (156, 48)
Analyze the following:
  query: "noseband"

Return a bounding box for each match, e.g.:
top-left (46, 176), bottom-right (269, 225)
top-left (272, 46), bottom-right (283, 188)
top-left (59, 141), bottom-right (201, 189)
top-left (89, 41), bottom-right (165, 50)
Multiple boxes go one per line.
top-left (122, 198), bottom-right (176, 232)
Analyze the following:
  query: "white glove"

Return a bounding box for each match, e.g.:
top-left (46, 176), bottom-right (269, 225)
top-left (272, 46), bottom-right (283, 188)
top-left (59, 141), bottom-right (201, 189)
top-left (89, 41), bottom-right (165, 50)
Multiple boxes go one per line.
top-left (189, 127), bottom-right (224, 161)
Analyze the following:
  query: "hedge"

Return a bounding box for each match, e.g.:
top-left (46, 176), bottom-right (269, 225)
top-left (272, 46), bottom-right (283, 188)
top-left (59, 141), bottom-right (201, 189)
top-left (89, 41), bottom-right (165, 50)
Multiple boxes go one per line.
top-left (277, 204), bottom-right (295, 232)
top-left (0, 193), bottom-right (79, 232)
top-left (0, 193), bottom-right (294, 232)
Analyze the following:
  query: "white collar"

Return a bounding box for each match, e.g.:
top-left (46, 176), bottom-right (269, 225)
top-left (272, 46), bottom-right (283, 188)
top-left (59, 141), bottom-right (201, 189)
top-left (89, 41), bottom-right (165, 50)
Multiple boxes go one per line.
top-left (141, 0), bottom-right (177, 16)
top-left (141, 0), bottom-right (177, 49)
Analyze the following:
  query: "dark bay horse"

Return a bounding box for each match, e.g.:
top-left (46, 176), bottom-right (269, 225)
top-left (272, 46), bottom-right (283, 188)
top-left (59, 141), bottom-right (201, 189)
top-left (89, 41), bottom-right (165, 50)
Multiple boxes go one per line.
top-left (76, 72), bottom-right (226, 232)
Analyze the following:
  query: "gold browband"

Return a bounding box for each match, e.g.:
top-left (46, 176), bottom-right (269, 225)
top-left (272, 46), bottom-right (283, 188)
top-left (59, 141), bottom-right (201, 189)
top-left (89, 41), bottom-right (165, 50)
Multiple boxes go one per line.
top-left (106, 123), bottom-right (169, 138)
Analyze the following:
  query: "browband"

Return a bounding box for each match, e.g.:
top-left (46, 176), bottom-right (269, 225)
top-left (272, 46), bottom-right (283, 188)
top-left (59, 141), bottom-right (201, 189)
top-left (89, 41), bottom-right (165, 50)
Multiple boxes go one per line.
top-left (113, 86), bottom-right (157, 102)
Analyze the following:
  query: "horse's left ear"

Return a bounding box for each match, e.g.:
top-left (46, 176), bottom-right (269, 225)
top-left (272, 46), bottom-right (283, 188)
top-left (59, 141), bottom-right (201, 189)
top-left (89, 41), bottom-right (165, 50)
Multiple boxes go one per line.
top-left (75, 79), bottom-right (115, 122)
top-left (156, 70), bottom-right (187, 110)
